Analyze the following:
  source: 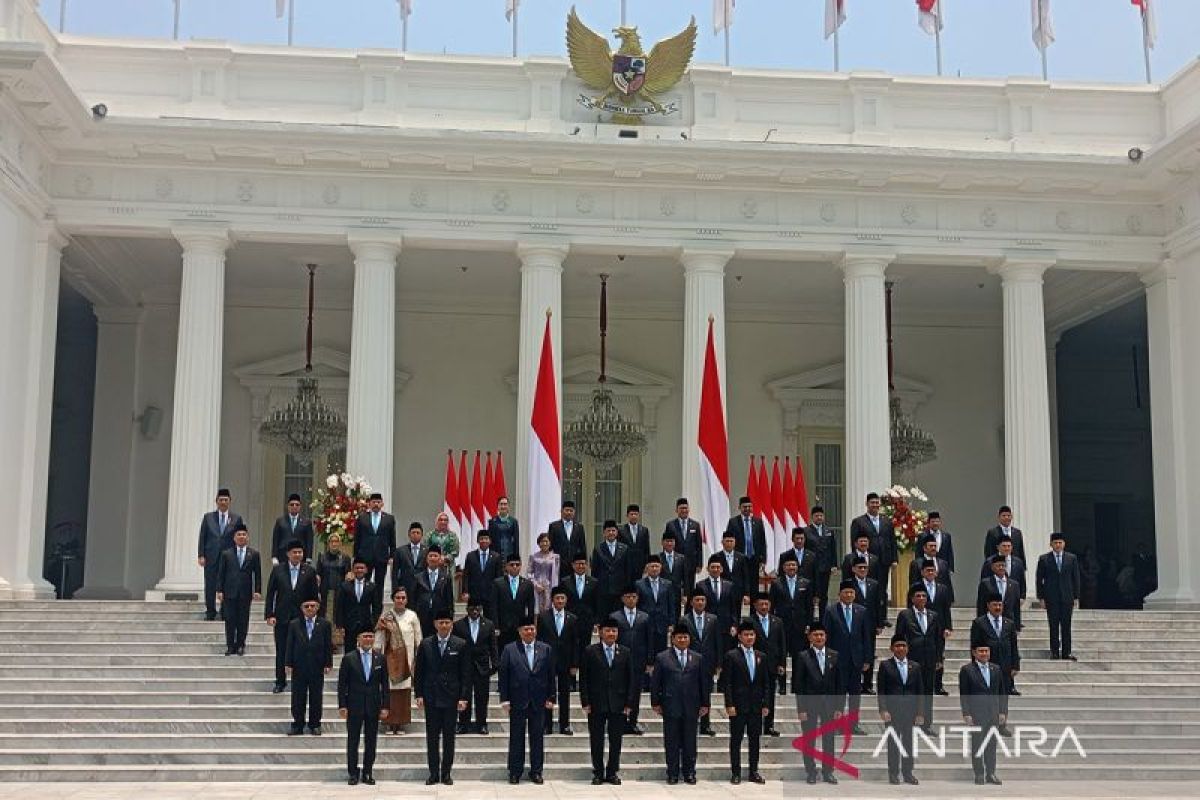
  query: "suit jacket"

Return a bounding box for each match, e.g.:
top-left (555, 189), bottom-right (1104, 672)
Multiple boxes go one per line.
top-left (264, 562), bottom-right (320, 622)
top-left (984, 526), bottom-right (1026, 565)
top-left (841, 550), bottom-right (883, 584)
top-left (770, 575), bottom-right (814, 649)
top-left (910, 577), bottom-right (955, 630)
top-left (1036, 551), bottom-right (1082, 607)
top-left (271, 514), bottom-right (315, 563)
top-left (591, 540), bottom-right (631, 598)
top-left (927, 530), bottom-right (956, 572)
top-left (979, 555), bottom-right (1027, 598)
top-left (663, 517), bottom-right (703, 577)
top-left (976, 576), bottom-right (1022, 624)
top-left (411, 567), bottom-right (455, 631)
top-left (559, 573), bottom-right (600, 634)
top-left (909, 556), bottom-right (952, 587)
top-left (695, 577), bottom-right (739, 635)
top-left (334, 579), bottom-right (380, 633)
top-left (876, 658), bottom-right (924, 722)
top-left (792, 647), bottom-right (844, 715)
top-left (823, 602), bottom-right (872, 670)
top-left (486, 516), bottom-right (521, 561)
top-left (969, 614), bottom-right (1021, 672)
top-left (198, 510), bottom-right (244, 561)
top-left (548, 519), bottom-right (588, 578)
top-left (719, 646), bottom-right (769, 711)
top-left (579, 642), bottom-right (638, 714)
top-left (894, 607), bottom-right (944, 668)
top-left (618, 522), bottom-right (652, 579)
top-left (611, 607), bottom-right (654, 668)
top-left (679, 611), bottom-right (720, 675)
top-left (337, 648), bottom-right (390, 717)
top-left (413, 634), bottom-right (470, 709)
top-left (851, 575), bottom-right (888, 630)
top-left (805, 524), bottom-right (838, 574)
top-left (215, 546), bottom-right (262, 600)
top-left (536, 608), bottom-right (579, 673)
top-left (285, 615), bottom-right (333, 675)
top-left (724, 515), bottom-right (768, 567)
top-left (776, 547), bottom-right (818, 583)
top-left (714, 548), bottom-right (751, 598)
top-left (462, 548), bottom-right (503, 605)
top-left (958, 660), bottom-right (1008, 724)
top-left (749, 613), bottom-right (787, 673)
top-left (849, 514), bottom-right (898, 569)
top-left (658, 550), bottom-right (688, 592)
top-left (453, 615), bottom-right (499, 676)
top-left (635, 576), bottom-right (679, 636)
top-left (491, 574), bottom-right (535, 632)
top-left (650, 646), bottom-right (711, 718)
top-left (497, 639), bottom-right (555, 709)
top-left (392, 540), bottom-right (429, 597)
top-left (353, 511), bottom-right (397, 565)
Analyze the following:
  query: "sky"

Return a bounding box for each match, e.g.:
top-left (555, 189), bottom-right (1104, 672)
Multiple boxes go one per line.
top-left (50, 0), bottom-right (1200, 84)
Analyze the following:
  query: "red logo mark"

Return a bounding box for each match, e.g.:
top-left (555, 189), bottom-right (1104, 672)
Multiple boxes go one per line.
top-left (791, 711), bottom-right (860, 779)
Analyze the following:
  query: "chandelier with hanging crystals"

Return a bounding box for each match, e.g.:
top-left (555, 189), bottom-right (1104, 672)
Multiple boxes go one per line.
top-left (258, 264), bottom-right (346, 466)
top-left (563, 273), bottom-right (648, 470)
top-left (886, 281), bottom-right (937, 473)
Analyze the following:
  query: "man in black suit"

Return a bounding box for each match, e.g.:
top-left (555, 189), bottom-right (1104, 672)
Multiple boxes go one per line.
top-left (285, 598), bottom-right (333, 735)
top-left (805, 506), bottom-right (838, 619)
top-left (591, 521), bottom-right (631, 618)
top-left (877, 635), bottom-right (923, 785)
top-left (679, 592), bottom-right (720, 736)
top-left (498, 617), bottom-right (556, 784)
top-left (726, 496), bottom-right (768, 588)
top-left (977, 554), bottom-right (1022, 629)
top-left (271, 494), bottom-right (315, 564)
top-left (720, 621), bottom-right (769, 785)
top-left (264, 540), bottom-right (320, 692)
top-left (651, 624), bottom-right (711, 785)
top-left (664, 499), bottom-right (703, 601)
top-left (334, 559), bottom-right (379, 652)
top-left (619, 504), bottom-right (651, 581)
top-left (748, 592), bottom-right (786, 736)
top-left (413, 610), bottom-right (469, 785)
top-left (924, 511), bottom-right (955, 574)
top-left (896, 584), bottom-right (944, 731)
top-left (848, 492), bottom-right (897, 603)
top-left (452, 602), bottom-right (497, 734)
top-left (391, 522), bottom-right (427, 599)
top-left (338, 630), bottom-right (390, 785)
top-left (697, 556), bottom-right (739, 657)
top-left (841, 532), bottom-right (883, 583)
top-left (611, 586), bottom-right (653, 734)
top-left (714, 531), bottom-right (751, 606)
top-left (636, 555), bottom-right (678, 655)
top-left (214, 525), bottom-right (261, 656)
top-left (792, 623), bottom-right (845, 785)
top-left (537, 587), bottom-right (579, 735)
top-left (909, 535), bottom-right (952, 586)
top-left (984, 504), bottom-right (1027, 564)
top-left (658, 533), bottom-right (689, 613)
top-left (971, 593), bottom-right (1021, 701)
top-left (354, 492), bottom-right (396, 610)
top-left (771, 555), bottom-right (814, 678)
top-left (461, 530), bottom-right (502, 622)
top-left (823, 579), bottom-right (872, 733)
top-left (486, 496), bottom-right (521, 561)
top-left (849, 556), bottom-right (886, 694)
top-left (777, 527), bottom-right (817, 583)
top-left (959, 643), bottom-right (1007, 785)
top-left (548, 500), bottom-right (587, 582)
top-left (985, 535), bottom-right (1028, 620)
top-left (915, 559), bottom-right (954, 694)
top-left (560, 556), bottom-right (598, 670)
top-left (580, 618), bottom-right (639, 785)
top-left (197, 488), bottom-right (244, 620)
top-left (492, 554), bottom-right (535, 652)
top-left (411, 546), bottom-right (454, 637)
top-left (1036, 532), bottom-right (1082, 660)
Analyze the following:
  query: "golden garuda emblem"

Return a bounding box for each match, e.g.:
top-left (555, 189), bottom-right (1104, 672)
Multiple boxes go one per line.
top-left (566, 6), bottom-right (696, 122)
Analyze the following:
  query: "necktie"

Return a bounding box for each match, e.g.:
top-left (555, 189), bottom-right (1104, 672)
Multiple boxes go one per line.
top-left (470, 620), bottom-right (479, 642)
top-left (526, 643), bottom-right (535, 670)
top-left (609, 541), bottom-right (616, 557)
top-left (238, 548), bottom-right (245, 567)
top-left (290, 566), bottom-right (298, 589)
top-left (555, 613), bottom-right (563, 635)
top-left (510, 577), bottom-right (518, 599)
top-left (744, 519), bottom-right (754, 557)
top-left (651, 579), bottom-right (659, 600)
top-left (844, 605), bottom-right (853, 631)
top-left (926, 581), bottom-right (935, 600)
top-left (429, 570), bottom-right (437, 590)
top-left (981, 663), bottom-right (991, 687)
top-left (412, 544), bottom-right (420, 563)
top-left (918, 610), bottom-right (927, 633)
top-left (898, 660), bottom-right (907, 683)
top-left (372, 512), bottom-right (379, 531)
top-left (1056, 553), bottom-right (1063, 571)
top-left (817, 650), bottom-right (825, 674)
top-left (439, 639), bottom-right (447, 657)
top-left (788, 577), bottom-right (796, 598)
top-left (605, 646), bottom-right (613, 667)
top-left (678, 649), bottom-right (687, 670)
top-left (745, 648), bottom-right (756, 681)
top-left (306, 618), bottom-right (314, 639)
top-left (858, 580), bottom-right (866, 597)
top-left (760, 616), bottom-right (769, 637)
top-left (665, 553), bottom-right (673, 571)
top-left (576, 576), bottom-right (584, 598)
top-left (290, 515), bottom-right (297, 530)
top-left (998, 578), bottom-right (1006, 595)
top-left (871, 516), bottom-right (879, 531)
top-left (695, 615), bottom-right (704, 638)
top-left (361, 651), bottom-right (371, 678)
top-left (712, 579), bottom-right (720, 600)
top-left (480, 550), bottom-right (487, 569)
top-left (356, 581), bottom-right (363, 602)
top-left (220, 512), bottom-right (226, 531)
top-left (993, 616), bottom-right (1002, 636)
top-left (627, 610), bottom-right (635, 627)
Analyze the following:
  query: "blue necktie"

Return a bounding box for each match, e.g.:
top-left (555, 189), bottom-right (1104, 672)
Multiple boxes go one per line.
top-left (898, 660), bottom-right (907, 683)
top-left (605, 646), bottom-right (613, 667)
top-left (510, 577), bottom-right (518, 598)
top-left (1056, 554), bottom-right (1063, 571)
top-left (237, 549), bottom-right (244, 568)
top-left (361, 651), bottom-right (371, 679)
top-left (306, 618), bottom-right (314, 639)
top-left (526, 644), bottom-right (535, 670)
top-left (844, 606), bottom-right (853, 631)
top-left (744, 519), bottom-right (754, 557)
top-left (745, 649), bottom-right (756, 681)
top-left (555, 613), bottom-right (563, 635)
top-left (980, 663), bottom-right (991, 687)
top-left (760, 616), bottom-right (769, 637)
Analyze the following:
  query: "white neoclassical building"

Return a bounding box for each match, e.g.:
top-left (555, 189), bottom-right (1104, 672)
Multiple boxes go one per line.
top-left (0, 0), bottom-right (1193, 607)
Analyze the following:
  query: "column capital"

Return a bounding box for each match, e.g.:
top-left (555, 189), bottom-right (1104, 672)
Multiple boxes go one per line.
top-left (37, 224), bottom-right (69, 253)
top-left (989, 257), bottom-right (1055, 283)
top-left (172, 226), bottom-right (232, 256)
top-left (839, 251), bottom-right (895, 280)
top-left (93, 306), bottom-right (144, 325)
top-left (516, 242), bottom-right (569, 270)
top-left (347, 235), bottom-right (403, 262)
top-left (678, 248), bottom-right (733, 275)
top-left (1140, 259), bottom-right (1176, 288)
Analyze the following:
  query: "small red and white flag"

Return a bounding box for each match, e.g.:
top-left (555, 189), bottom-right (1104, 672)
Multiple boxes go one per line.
top-left (697, 319), bottom-right (730, 560)
top-left (1133, 0), bottom-right (1156, 50)
top-left (483, 452), bottom-right (497, 522)
top-left (825, 0), bottom-right (846, 39)
top-left (527, 314), bottom-right (562, 554)
top-left (782, 457), bottom-right (799, 537)
top-left (470, 451), bottom-right (486, 541)
top-left (456, 451), bottom-right (471, 547)
top-left (505, 0), bottom-right (519, 22)
top-left (917, 0), bottom-right (942, 35)
top-left (769, 457), bottom-right (787, 565)
top-left (713, 0), bottom-right (735, 34)
top-left (1031, 0), bottom-right (1054, 51)
top-left (442, 451), bottom-right (462, 558)
top-left (275, 0), bottom-right (286, 19)
top-left (755, 456), bottom-right (775, 564)
top-left (792, 456), bottom-right (811, 529)
top-left (744, 455), bottom-right (758, 505)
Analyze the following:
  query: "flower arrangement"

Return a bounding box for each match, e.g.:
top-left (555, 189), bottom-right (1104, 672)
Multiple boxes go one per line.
top-left (881, 484), bottom-right (930, 554)
top-left (311, 473), bottom-right (373, 546)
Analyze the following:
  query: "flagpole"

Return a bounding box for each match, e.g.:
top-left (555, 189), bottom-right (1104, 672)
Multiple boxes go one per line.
top-left (1037, 0), bottom-right (1047, 80)
top-left (287, 0), bottom-right (295, 46)
top-left (1141, 8), bottom-right (1152, 84)
top-left (933, 2), bottom-right (943, 77)
top-left (58, 0), bottom-right (66, 33)
top-left (833, 28), bottom-right (840, 72)
top-left (512, 5), bottom-right (518, 58)
top-left (401, 6), bottom-right (408, 52)
top-left (173, 0), bottom-right (181, 40)
top-left (723, 25), bottom-right (730, 67)
top-left (620, 0), bottom-right (626, 27)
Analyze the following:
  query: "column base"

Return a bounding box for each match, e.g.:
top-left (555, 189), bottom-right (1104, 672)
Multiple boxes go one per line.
top-left (144, 588), bottom-right (203, 602)
top-left (0, 579), bottom-right (57, 600)
top-left (74, 585), bottom-right (133, 600)
top-left (1144, 591), bottom-right (1200, 610)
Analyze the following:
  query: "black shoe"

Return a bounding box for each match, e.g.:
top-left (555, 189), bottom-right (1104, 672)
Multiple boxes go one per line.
top-left (748, 772), bottom-right (765, 784)
top-left (237, 647), bottom-right (245, 656)
top-left (592, 777), bottom-right (605, 786)
top-left (347, 775), bottom-right (359, 786)
top-left (852, 724), bottom-right (867, 736)
top-left (426, 776), bottom-right (439, 786)
top-left (986, 774), bottom-right (1003, 785)
top-left (456, 724), bottom-right (468, 735)
top-left (224, 649), bottom-right (234, 656)
top-left (442, 776), bottom-right (453, 786)
top-left (508, 776), bottom-right (520, 785)
top-left (544, 726), bottom-right (554, 736)
top-left (889, 776), bottom-right (901, 785)
top-left (1065, 654), bottom-right (1078, 661)
top-left (1009, 689), bottom-right (1021, 697)
top-left (1016, 624), bottom-right (1024, 632)
top-left (666, 777), bottom-right (679, 786)
top-left (607, 776), bottom-right (621, 785)
top-left (683, 775), bottom-right (697, 785)
top-left (904, 775), bottom-right (919, 785)
top-left (530, 774), bottom-right (543, 785)
top-left (730, 775), bottom-right (741, 785)
top-left (632, 723), bottom-right (645, 735)
top-left (205, 612), bottom-right (217, 621)
top-left (479, 724), bottom-right (490, 735)
top-left (701, 725), bottom-right (716, 737)
top-left (823, 773), bottom-right (838, 785)
top-left (361, 774), bottom-right (375, 786)
top-left (806, 774), bottom-right (818, 785)
top-left (765, 727), bottom-right (780, 737)
top-left (883, 621), bottom-right (892, 628)
top-left (287, 726), bottom-right (303, 736)
top-left (975, 776), bottom-right (986, 785)
top-left (999, 725), bottom-right (1013, 737)
top-left (560, 726), bottom-right (574, 735)
top-left (921, 725), bottom-right (933, 736)
top-left (272, 684), bottom-right (285, 694)
top-left (308, 726), bottom-right (322, 736)
top-left (936, 689), bottom-right (949, 696)
top-left (861, 687), bottom-right (876, 695)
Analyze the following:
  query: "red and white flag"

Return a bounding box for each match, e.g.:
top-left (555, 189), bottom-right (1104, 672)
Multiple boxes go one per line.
top-left (495, 452), bottom-right (509, 503)
top-left (470, 451), bottom-right (486, 540)
top-left (483, 452), bottom-right (497, 522)
top-left (1031, 0), bottom-right (1054, 51)
top-left (713, 0), bottom-right (735, 34)
top-left (917, 0), bottom-right (942, 36)
top-left (825, 0), bottom-right (846, 39)
top-left (505, 0), bottom-right (519, 22)
top-left (794, 456), bottom-right (811, 527)
top-left (527, 314), bottom-right (562, 555)
top-left (697, 319), bottom-right (730, 560)
top-left (769, 457), bottom-right (787, 565)
top-left (744, 455), bottom-right (758, 504)
top-left (275, 0), bottom-right (287, 19)
top-left (456, 451), bottom-right (471, 546)
top-left (755, 456), bottom-right (775, 564)
top-left (1133, 0), bottom-right (1156, 50)
top-left (398, 0), bottom-right (412, 20)
top-left (782, 457), bottom-right (799, 537)
top-left (442, 451), bottom-right (462, 555)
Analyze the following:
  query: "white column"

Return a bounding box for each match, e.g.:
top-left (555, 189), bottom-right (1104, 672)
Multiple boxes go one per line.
top-left (8, 227), bottom-right (66, 598)
top-left (346, 237), bottom-right (401, 499)
top-left (1047, 332), bottom-right (1062, 531)
top-left (514, 242), bottom-right (566, 542)
top-left (993, 258), bottom-right (1056, 548)
top-left (1143, 260), bottom-right (1197, 608)
top-left (680, 248), bottom-right (731, 558)
top-left (152, 227), bottom-right (230, 596)
top-left (841, 253), bottom-right (893, 541)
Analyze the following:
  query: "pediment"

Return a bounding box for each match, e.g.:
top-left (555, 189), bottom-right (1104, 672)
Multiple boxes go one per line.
top-left (767, 361), bottom-right (932, 428)
top-left (235, 347), bottom-right (410, 408)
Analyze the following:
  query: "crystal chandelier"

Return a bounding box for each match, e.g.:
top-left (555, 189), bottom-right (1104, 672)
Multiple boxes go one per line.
top-left (886, 281), bottom-right (937, 473)
top-left (259, 264), bottom-right (347, 466)
top-left (564, 274), bottom-right (648, 470)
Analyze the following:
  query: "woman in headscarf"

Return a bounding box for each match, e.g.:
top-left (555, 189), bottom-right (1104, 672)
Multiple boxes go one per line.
top-left (373, 585), bottom-right (421, 734)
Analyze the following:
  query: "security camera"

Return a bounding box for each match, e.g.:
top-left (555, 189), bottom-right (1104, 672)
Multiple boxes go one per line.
top-left (91, 103), bottom-right (108, 119)
top-left (1128, 147), bottom-right (1144, 163)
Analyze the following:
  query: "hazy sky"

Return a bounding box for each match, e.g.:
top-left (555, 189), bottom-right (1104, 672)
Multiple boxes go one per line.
top-left (50, 0), bottom-right (1199, 84)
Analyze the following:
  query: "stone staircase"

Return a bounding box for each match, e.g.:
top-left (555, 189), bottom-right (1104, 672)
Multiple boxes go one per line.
top-left (0, 600), bottom-right (1198, 783)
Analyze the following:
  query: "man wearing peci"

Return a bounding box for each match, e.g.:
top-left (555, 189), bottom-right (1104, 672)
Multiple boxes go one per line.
top-left (748, 592), bottom-right (787, 737)
top-left (658, 533), bottom-right (689, 613)
top-left (611, 585), bottom-right (653, 735)
top-left (453, 601), bottom-right (498, 735)
top-left (664, 499), bottom-right (703, 601)
top-left (1036, 532), bottom-right (1082, 661)
top-left (461, 529), bottom-right (502, 622)
top-left (959, 643), bottom-right (1007, 785)
top-left (548, 500), bottom-right (587, 582)
top-left (214, 524), bottom-right (261, 656)
top-left (413, 609), bottom-right (469, 785)
top-left (823, 578), bottom-right (872, 734)
top-left (793, 622), bottom-right (844, 785)
top-left (271, 493), bottom-right (314, 564)
top-left (805, 505), bottom-right (839, 619)
top-left (725, 495), bottom-right (768, 589)
top-left (498, 617), bottom-right (556, 784)
top-left (391, 522), bottom-right (428, 599)
top-left (560, 555), bottom-right (599, 672)
top-left (285, 598), bottom-right (333, 736)
top-left (679, 592), bottom-right (720, 737)
top-left (877, 634), bottom-right (923, 785)
top-left (338, 630), bottom-right (390, 785)
top-left (924, 511), bottom-right (955, 574)
top-left (536, 586), bottom-right (580, 735)
top-left (354, 492), bottom-right (396, 611)
top-left (580, 618), bottom-right (638, 785)
top-left (771, 555), bottom-right (814, 690)
top-left (264, 539), bottom-right (320, 694)
top-left (334, 559), bottom-right (380, 654)
top-left (984, 504), bottom-right (1027, 564)
top-left (197, 488), bottom-right (244, 621)
top-left (636, 555), bottom-right (678, 655)
top-left (651, 623), bottom-right (710, 785)
top-left (777, 527), bottom-right (818, 584)
top-left (619, 504), bottom-right (651, 581)
top-left (491, 554), bottom-right (535, 652)
top-left (591, 521), bottom-right (631, 618)
top-left (720, 620), bottom-right (769, 785)
top-left (848, 493), bottom-right (898, 607)
top-left (410, 545), bottom-right (454, 637)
